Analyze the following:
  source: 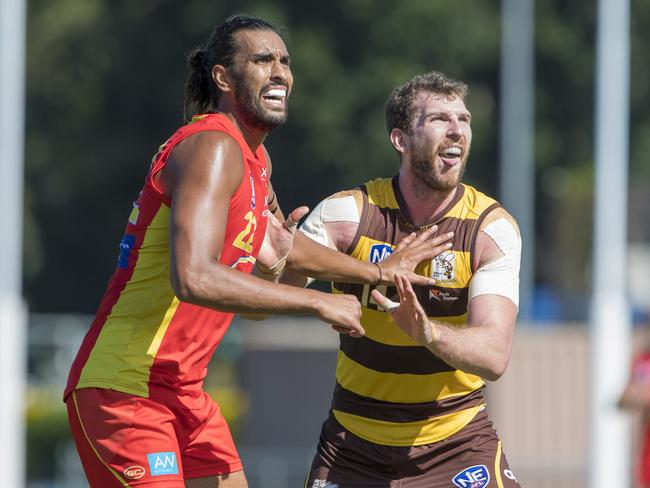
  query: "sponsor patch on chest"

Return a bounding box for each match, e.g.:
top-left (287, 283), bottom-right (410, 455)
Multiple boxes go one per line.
top-left (369, 243), bottom-right (393, 263)
top-left (431, 250), bottom-right (456, 283)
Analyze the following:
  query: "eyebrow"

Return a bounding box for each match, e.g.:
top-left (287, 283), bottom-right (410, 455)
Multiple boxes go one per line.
top-left (423, 110), bottom-right (472, 120)
top-left (251, 52), bottom-right (291, 63)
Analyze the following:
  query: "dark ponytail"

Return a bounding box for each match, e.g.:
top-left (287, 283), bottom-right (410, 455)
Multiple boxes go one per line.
top-left (183, 48), bottom-right (214, 121)
top-left (183, 14), bottom-right (285, 121)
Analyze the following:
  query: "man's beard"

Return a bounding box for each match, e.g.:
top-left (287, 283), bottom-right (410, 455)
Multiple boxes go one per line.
top-left (232, 73), bottom-right (288, 131)
top-left (411, 143), bottom-right (468, 193)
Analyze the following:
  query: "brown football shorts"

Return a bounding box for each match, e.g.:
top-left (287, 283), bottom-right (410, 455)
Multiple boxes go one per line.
top-left (305, 409), bottom-right (521, 488)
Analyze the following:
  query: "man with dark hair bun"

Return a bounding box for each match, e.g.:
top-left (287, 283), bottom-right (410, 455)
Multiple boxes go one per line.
top-left (64, 15), bottom-right (450, 487)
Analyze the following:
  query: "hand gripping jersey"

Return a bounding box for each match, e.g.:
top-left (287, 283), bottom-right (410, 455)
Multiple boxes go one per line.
top-left (65, 114), bottom-right (268, 400)
top-left (330, 177), bottom-right (501, 447)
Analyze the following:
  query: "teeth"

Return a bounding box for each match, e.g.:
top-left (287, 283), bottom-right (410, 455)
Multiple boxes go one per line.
top-left (442, 147), bottom-right (462, 156)
top-left (264, 88), bottom-right (286, 98)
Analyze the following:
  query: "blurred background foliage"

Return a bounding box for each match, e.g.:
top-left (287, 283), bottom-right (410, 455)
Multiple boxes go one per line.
top-left (23, 0), bottom-right (650, 318)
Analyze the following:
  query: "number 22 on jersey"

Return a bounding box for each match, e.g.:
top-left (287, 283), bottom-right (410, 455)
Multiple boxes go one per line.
top-left (232, 211), bottom-right (257, 253)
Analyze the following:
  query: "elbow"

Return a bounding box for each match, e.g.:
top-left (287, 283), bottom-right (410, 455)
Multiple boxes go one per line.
top-left (170, 269), bottom-right (197, 303)
top-left (482, 369), bottom-right (503, 382)
top-left (171, 265), bottom-right (212, 305)
top-left (482, 355), bottom-right (510, 382)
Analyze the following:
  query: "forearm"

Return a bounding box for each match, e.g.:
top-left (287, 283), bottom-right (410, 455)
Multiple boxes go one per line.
top-left (618, 384), bottom-right (650, 410)
top-left (287, 232), bottom-right (379, 284)
top-left (241, 267), bottom-right (309, 320)
top-left (425, 321), bottom-right (512, 381)
top-left (174, 262), bottom-right (325, 315)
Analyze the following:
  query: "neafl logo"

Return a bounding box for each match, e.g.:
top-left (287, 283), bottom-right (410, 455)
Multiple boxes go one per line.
top-left (124, 465), bottom-right (146, 479)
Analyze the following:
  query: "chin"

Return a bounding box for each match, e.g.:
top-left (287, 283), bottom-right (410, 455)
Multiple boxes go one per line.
top-left (246, 112), bottom-right (287, 132)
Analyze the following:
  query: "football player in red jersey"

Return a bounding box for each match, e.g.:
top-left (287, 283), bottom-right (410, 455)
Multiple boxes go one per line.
top-left (619, 348), bottom-right (650, 488)
top-left (65, 15), bottom-right (452, 488)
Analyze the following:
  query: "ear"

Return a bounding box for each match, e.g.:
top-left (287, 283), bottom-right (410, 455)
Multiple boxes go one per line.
top-left (389, 128), bottom-right (408, 154)
top-left (212, 65), bottom-right (232, 93)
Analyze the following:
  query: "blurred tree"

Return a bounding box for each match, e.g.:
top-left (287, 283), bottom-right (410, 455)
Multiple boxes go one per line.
top-left (23, 0), bottom-right (650, 316)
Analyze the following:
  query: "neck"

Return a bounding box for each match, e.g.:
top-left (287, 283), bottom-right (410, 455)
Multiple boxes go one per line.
top-left (217, 102), bottom-right (268, 152)
top-left (397, 170), bottom-right (458, 228)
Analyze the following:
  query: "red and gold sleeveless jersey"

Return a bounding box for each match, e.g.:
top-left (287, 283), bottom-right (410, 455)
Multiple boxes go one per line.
top-left (65, 114), bottom-right (268, 399)
top-left (331, 177), bottom-right (500, 446)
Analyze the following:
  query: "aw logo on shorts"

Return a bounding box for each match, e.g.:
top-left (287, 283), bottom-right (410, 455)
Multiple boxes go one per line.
top-left (369, 243), bottom-right (393, 263)
top-left (452, 464), bottom-right (490, 488)
top-left (146, 452), bottom-right (179, 476)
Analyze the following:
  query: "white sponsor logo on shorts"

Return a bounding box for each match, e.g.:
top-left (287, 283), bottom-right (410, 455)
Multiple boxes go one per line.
top-left (312, 480), bottom-right (339, 488)
top-left (504, 469), bottom-right (518, 482)
top-left (452, 464), bottom-right (490, 487)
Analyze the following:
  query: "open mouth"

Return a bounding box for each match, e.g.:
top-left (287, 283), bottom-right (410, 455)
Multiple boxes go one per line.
top-left (438, 146), bottom-right (462, 167)
top-left (261, 87), bottom-right (287, 109)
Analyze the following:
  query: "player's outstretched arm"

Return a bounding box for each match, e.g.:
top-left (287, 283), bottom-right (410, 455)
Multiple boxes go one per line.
top-left (157, 132), bottom-right (364, 336)
top-left (372, 276), bottom-right (516, 381)
top-left (285, 190), bottom-right (453, 286)
top-left (371, 209), bottom-right (521, 380)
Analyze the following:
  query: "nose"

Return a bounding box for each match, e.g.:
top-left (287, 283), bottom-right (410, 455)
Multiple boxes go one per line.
top-left (446, 117), bottom-right (462, 140)
top-left (270, 60), bottom-right (291, 86)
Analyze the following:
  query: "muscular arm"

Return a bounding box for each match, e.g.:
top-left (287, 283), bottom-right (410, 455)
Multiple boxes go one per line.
top-left (619, 381), bottom-right (650, 410)
top-left (426, 294), bottom-right (517, 381)
top-left (373, 208), bottom-right (521, 381)
top-left (618, 358), bottom-right (650, 411)
top-left (281, 190), bottom-right (452, 285)
top-left (156, 132), bottom-right (362, 332)
top-left (287, 190), bottom-right (373, 282)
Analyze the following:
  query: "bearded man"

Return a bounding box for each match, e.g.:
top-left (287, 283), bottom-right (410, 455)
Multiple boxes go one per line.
top-left (298, 71), bottom-right (523, 488)
top-left (64, 18), bottom-right (451, 488)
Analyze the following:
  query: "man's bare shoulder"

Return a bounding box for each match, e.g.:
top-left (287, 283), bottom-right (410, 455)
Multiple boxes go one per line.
top-left (171, 130), bottom-right (243, 167)
top-left (163, 130), bottom-right (244, 199)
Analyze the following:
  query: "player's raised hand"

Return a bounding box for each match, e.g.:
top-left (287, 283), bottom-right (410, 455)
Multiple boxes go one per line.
top-left (377, 226), bottom-right (454, 286)
top-left (256, 206), bottom-right (309, 273)
top-left (371, 274), bottom-right (436, 345)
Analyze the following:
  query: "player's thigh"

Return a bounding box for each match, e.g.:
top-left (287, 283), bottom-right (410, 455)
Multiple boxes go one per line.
top-left (404, 438), bottom-right (521, 488)
top-left (185, 470), bottom-right (248, 487)
top-left (306, 414), bottom-right (397, 487)
top-left (180, 392), bottom-right (243, 480)
top-left (67, 388), bottom-right (185, 487)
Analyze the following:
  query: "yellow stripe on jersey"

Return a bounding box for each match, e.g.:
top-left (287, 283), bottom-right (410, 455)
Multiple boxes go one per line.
top-left (230, 255), bottom-right (257, 268)
top-left (365, 178), bottom-right (399, 209)
top-left (336, 350), bottom-right (484, 404)
top-left (356, 307), bottom-right (468, 346)
top-left (495, 440), bottom-right (505, 488)
top-left (146, 297), bottom-right (180, 357)
top-left (332, 403), bottom-right (485, 447)
top-left (77, 205), bottom-right (177, 397)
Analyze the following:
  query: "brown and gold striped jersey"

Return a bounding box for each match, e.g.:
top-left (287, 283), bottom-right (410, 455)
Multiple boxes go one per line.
top-left (330, 176), bottom-right (501, 446)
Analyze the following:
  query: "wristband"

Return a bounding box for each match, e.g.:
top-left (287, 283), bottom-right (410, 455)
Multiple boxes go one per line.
top-left (373, 262), bottom-right (383, 286)
top-left (257, 257), bottom-right (287, 275)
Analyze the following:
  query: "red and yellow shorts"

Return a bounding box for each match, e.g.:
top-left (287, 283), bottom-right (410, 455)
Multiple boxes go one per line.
top-left (66, 387), bottom-right (242, 487)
